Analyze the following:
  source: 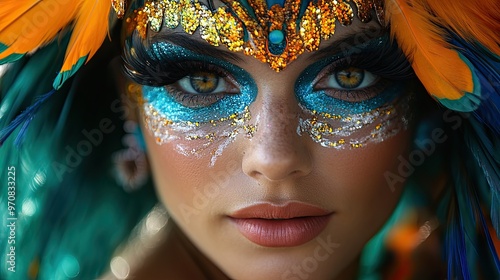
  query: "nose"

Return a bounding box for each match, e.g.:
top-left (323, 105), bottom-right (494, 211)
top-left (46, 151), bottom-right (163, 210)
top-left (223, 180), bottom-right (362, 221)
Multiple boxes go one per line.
top-left (242, 91), bottom-right (313, 182)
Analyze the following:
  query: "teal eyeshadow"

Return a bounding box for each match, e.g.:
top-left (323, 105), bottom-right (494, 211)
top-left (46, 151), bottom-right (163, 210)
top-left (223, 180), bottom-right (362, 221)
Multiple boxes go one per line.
top-left (295, 36), bottom-right (403, 115)
top-left (142, 43), bottom-right (257, 123)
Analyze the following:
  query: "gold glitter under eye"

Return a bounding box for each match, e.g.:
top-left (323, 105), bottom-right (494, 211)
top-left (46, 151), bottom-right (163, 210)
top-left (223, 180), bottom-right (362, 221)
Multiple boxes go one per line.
top-left (297, 93), bottom-right (414, 150)
top-left (143, 105), bottom-right (257, 166)
top-left (126, 0), bottom-right (385, 71)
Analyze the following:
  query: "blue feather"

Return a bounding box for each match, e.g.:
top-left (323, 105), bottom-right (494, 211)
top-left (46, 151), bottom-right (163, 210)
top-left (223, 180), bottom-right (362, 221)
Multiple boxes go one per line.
top-left (464, 118), bottom-right (500, 239)
top-left (474, 192), bottom-right (500, 273)
top-left (451, 37), bottom-right (500, 136)
top-left (446, 150), bottom-right (472, 280)
top-left (0, 89), bottom-right (56, 146)
top-left (0, 32), bottom-right (70, 147)
top-left (444, 122), bottom-right (500, 279)
top-left (446, 207), bottom-right (472, 280)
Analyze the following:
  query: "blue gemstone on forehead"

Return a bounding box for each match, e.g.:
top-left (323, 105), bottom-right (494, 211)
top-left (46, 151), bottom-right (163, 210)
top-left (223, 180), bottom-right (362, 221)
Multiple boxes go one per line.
top-left (269, 30), bottom-right (284, 44)
top-left (268, 29), bottom-right (286, 55)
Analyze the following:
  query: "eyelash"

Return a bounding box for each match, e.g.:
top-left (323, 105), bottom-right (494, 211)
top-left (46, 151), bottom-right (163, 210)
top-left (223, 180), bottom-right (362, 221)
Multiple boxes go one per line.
top-left (164, 62), bottom-right (239, 107)
top-left (123, 39), bottom-right (241, 108)
top-left (124, 35), bottom-right (413, 110)
top-left (313, 62), bottom-right (384, 102)
top-left (312, 44), bottom-right (414, 103)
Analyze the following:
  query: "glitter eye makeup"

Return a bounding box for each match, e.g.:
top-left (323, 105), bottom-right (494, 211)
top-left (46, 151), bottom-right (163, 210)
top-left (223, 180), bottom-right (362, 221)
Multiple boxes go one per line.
top-left (142, 42), bottom-right (257, 123)
top-left (129, 42), bottom-right (258, 165)
top-left (295, 35), bottom-right (415, 149)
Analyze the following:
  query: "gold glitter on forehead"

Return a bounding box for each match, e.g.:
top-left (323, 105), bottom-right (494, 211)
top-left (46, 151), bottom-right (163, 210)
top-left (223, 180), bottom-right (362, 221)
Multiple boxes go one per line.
top-left (214, 7), bottom-right (245, 52)
top-left (352, 0), bottom-right (385, 24)
top-left (125, 0), bottom-right (385, 71)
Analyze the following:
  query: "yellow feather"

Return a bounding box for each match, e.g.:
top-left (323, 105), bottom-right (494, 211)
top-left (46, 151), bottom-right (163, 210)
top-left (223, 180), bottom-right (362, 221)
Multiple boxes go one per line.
top-left (385, 0), bottom-right (475, 100)
top-left (0, 0), bottom-right (79, 59)
top-left (59, 0), bottom-right (111, 73)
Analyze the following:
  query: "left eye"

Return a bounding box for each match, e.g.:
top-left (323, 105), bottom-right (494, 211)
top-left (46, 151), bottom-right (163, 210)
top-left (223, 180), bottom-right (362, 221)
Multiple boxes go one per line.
top-left (177, 72), bottom-right (231, 94)
top-left (316, 67), bottom-right (379, 90)
top-left (166, 70), bottom-right (240, 108)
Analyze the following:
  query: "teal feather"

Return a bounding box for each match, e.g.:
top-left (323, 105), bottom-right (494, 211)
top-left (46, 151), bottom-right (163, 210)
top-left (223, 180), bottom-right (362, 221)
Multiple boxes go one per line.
top-left (52, 56), bottom-right (87, 90)
top-left (0, 43), bottom-right (62, 127)
top-left (450, 37), bottom-right (500, 136)
top-left (0, 34), bottom-right (69, 146)
top-left (0, 89), bottom-right (56, 146)
top-left (443, 119), bottom-right (500, 279)
top-left (0, 42), bottom-right (24, 64)
top-left (1, 27), bottom-right (157, 279)
top-left (463, 118), bottom-right (500, 238)
top-left (266, 0), bottom-right (285, 6)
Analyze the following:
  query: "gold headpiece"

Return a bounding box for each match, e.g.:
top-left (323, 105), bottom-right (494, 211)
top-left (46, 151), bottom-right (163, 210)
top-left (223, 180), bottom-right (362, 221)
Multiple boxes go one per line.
top-left (123, 0), bottom-right (385, 71)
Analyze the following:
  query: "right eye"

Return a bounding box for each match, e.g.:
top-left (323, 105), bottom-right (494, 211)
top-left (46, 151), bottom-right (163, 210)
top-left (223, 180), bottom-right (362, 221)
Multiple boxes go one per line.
top-left (316, 67), bottom-right (379, 90)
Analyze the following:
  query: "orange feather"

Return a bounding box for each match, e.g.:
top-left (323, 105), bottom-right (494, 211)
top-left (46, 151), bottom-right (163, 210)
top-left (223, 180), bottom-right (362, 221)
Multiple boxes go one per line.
top-left (54, 0), bottom-right (111, 88)
top-left (424, 0), bottom-right (500, 56)
top-left (0, 0), bottom-right (112, 89)
top-left (385, 0), bottom-right (476, 102)
top-left (0, 0), bottom-right (78, 59)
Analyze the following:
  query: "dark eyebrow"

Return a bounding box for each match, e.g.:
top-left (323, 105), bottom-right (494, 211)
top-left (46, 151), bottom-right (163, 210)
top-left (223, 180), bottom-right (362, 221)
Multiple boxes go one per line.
top-left (310, 26), bottom-right (388, 60)
top-left (151, 32), bottom-right (242, 63)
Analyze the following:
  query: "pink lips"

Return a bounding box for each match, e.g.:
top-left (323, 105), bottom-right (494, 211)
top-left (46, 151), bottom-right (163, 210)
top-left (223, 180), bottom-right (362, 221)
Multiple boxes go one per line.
top-left (229, 202), bottom-right (332, 247)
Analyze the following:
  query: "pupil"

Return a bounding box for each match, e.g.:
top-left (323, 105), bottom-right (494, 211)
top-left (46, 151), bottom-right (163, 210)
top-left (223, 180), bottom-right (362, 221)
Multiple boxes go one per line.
top-left (190, 72), bottom-right (219, 93)
top-left (335, 67), bottom-right (364, 89)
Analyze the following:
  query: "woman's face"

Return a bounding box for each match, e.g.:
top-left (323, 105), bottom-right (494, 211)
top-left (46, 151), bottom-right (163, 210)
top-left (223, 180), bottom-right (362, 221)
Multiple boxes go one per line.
top-left (135, 3), bottom-right (415, 278)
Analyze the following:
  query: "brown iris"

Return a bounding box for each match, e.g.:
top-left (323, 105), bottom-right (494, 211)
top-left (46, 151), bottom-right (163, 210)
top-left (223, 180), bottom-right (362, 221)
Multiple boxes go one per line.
top-left (335, 67), bottom-right (364, 89)
top-left (189, 72), bottom-right (219, 94)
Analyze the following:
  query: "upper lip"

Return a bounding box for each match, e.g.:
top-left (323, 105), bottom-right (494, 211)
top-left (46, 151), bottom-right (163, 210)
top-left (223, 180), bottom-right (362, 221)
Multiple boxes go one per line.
top-left (229, 202), bottom-right (330, 219)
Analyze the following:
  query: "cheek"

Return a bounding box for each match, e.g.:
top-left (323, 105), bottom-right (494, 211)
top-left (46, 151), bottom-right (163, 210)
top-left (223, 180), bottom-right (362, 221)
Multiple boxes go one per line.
top-left (143, 126), bottom-right (241, 226)
top-left (144, 130), bottom-right (204, 221)
top-left (319, 129), bottom-right (411, 241)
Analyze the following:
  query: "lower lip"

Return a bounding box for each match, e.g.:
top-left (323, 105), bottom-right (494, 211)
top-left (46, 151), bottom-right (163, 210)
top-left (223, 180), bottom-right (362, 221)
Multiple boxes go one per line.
top-left (230, 215), bottom-right (331, 247)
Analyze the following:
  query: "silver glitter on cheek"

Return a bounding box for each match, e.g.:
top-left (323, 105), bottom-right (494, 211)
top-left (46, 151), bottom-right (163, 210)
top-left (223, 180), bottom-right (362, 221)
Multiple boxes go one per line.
top-left (297, 93), bottom-right (413, 149)
top-left (142, 103), bottom-right (257, 166)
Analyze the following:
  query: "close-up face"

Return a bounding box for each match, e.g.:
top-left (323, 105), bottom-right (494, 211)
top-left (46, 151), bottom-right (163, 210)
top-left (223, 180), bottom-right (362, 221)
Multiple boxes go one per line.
top-left (126, 0), bottom-right (418, 278)
top-left (2, 0), bottom-right (499, 279)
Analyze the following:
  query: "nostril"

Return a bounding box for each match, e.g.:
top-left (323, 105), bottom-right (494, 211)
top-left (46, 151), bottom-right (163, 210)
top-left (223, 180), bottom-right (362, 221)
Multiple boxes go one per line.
top-left (242, 147), bottom-right (312, 182)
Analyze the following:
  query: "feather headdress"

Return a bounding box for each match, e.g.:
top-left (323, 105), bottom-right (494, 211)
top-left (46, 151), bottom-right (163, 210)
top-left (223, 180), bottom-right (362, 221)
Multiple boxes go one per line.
top-left (0, 0), bottom-right (113, 145)
top-left (386, 0), bottom-right (500, 278)
top-left (0, 0), bottom-right (111, 90)
top-left (0, 1), bottom-right (499, 278)
top-left (385, 0), bottom-right (500, 120)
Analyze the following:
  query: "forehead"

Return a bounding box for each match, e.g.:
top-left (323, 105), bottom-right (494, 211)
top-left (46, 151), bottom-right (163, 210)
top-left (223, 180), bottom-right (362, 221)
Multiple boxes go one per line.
top-left (128, 0), bottom-right (385, 70)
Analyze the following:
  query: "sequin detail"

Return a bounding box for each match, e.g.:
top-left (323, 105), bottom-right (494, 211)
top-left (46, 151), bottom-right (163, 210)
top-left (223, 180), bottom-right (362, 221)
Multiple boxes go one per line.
top-left (111, 0), bottom-right (126, 19)
top-left (143, 105), bottom-right (257, 166)
top-left (127, 0), bottom-right (385, 71)
top-left (297, 94), bottom-right (413, 149)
